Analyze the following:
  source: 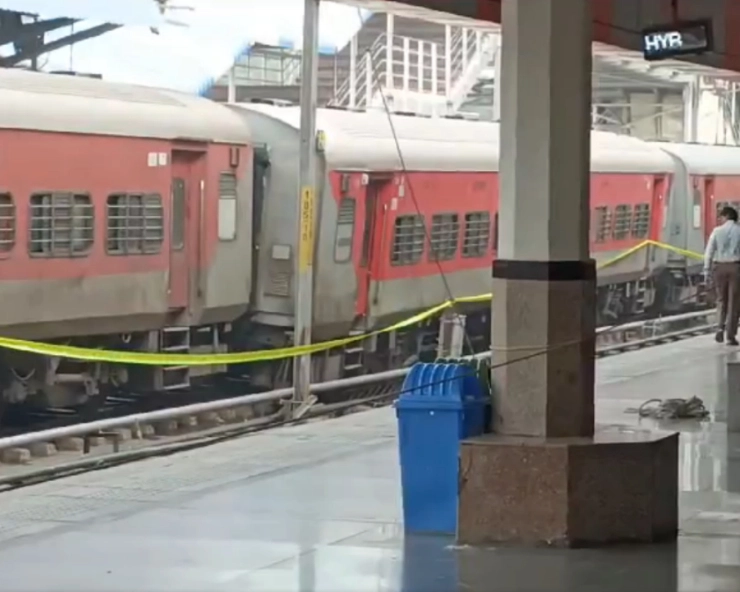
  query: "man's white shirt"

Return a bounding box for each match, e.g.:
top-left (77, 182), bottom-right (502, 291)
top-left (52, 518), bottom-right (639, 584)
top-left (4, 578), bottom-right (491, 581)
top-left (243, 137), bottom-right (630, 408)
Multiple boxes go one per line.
top-left (704, 220), bottom-right (740, 275)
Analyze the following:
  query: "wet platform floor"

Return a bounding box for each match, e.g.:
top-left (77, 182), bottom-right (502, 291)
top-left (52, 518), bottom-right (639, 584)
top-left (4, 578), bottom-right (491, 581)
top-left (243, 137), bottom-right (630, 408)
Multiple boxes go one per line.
top-left (0, 335), bottom-right (738, 591)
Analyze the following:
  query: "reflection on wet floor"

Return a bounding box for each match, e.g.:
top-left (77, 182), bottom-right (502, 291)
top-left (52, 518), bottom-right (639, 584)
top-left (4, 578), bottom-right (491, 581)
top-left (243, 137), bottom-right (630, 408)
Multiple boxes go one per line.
top-left (0, 337), bottom-right (738, 591)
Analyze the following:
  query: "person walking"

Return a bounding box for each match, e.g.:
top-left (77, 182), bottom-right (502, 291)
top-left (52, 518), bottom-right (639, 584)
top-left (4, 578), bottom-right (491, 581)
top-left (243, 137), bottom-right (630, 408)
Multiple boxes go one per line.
top-left (705, 205), bottom-right (740, 345)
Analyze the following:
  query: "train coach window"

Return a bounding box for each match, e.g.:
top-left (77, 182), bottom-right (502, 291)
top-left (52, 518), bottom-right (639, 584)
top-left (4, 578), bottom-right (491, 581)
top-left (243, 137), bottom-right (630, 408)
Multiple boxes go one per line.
top-left (593, 206), bottom-right (611, 243)
top-left (218, 173), bottom-right (237, 241)
top-left (0, 193), bottom-right (15, 252)
top-left (106, 194), bottom-right (164, 255)
top-left (334, 197), bottom-right (355, 263)
top-left (462, 211), bottom-right (490, 258)
top-left (429, 213), bottom-right (459, 262)
top-left (612, 205), bottom-right (632, 240)
top-left (631, 204), bottom-right (650, 238)
top-left (29, 193), bottom-right (93, 257)
top-left (391, 215), bottom-right (425, 266)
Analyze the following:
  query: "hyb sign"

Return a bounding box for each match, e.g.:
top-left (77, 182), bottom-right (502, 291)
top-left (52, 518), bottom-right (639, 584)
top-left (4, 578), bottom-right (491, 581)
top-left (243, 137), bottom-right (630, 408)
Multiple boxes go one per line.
top-left (641, 20), bottom-right (712, 61)
top-left (644, 31), bottom-right (683, 52)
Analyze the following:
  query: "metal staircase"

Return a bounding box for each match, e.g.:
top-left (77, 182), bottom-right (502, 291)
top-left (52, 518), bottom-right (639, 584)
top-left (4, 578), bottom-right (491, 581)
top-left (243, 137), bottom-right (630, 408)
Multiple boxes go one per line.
top-left (205, 13), bottom-right (498, 118)
top-left (329, 23), bottom-right (498, 116)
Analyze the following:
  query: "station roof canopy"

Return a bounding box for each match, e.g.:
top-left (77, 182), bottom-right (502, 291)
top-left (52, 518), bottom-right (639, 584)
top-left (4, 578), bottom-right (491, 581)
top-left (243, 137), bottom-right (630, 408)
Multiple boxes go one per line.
top-left (338, 0), bottom-right (740, 82)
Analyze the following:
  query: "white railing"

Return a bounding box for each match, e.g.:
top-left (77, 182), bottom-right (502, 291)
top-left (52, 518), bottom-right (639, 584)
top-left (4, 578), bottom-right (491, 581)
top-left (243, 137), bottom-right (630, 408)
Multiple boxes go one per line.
top-left (446, 30), bottom-right (498, 110)
top-left (329, 22), bottom-right (498, 117)
top-left (226, 48), bottom-right (302, 97)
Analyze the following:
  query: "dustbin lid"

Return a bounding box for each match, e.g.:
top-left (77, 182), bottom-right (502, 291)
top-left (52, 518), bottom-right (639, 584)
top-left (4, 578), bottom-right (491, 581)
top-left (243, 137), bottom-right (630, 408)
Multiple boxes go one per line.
top-left (395, 362), bottom-right (485, 410)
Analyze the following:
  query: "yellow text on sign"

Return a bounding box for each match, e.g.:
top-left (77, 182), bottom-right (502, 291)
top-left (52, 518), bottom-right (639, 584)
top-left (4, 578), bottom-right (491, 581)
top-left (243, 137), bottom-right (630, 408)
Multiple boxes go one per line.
top-left (299, 186), bottom-right (316, 272)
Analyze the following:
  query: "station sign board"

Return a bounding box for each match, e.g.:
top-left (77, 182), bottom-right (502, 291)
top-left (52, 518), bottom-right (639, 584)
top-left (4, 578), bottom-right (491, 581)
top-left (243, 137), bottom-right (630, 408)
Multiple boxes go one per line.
top-left (641, 19), bottom-right (712, 61)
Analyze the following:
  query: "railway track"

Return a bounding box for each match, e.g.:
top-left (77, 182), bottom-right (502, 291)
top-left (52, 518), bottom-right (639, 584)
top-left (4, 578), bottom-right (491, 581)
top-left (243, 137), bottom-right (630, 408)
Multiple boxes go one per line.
top-left (0, 308), bottom-right (716, 488)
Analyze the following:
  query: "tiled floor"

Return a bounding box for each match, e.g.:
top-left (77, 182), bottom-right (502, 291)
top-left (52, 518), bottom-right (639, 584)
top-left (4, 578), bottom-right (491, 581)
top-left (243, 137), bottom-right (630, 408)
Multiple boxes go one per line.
top-left (0, 335), bottom-right (738, 591)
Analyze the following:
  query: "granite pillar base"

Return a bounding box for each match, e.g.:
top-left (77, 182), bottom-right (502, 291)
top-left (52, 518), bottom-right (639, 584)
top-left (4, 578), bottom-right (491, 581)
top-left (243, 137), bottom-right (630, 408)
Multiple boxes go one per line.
top-left (457, 426), bottom-right (679, 547)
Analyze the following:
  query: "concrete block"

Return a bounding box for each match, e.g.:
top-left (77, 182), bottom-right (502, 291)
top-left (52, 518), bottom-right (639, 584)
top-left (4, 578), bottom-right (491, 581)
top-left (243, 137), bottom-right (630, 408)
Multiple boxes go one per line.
top-left (29, 442), bottom-right (57, 458)
top-left (235, 405), bottom-right (256, 421)
top-left (55, 437), bottom-right (84, 452)
top-left (197, 412), bottom-right (223, 427)
top-left (85, 435), bottom-right (105, 447)
top-left (110, 428), bottom-right (132, 441)
top-left (254, 401), bottom-right (278, 416)
top-left (218, 409), bottom-right (238, 423)
top-left (727, 361), bottom-right (740, 431)
top-left (154, 420), bottom-right (179, 435)
top-left (1, 447), bottom-right (31, 464)
top-left (178, 416), bottom-right (198, 430)
top-left (134, 424), bottom-right (156, 439)
top-left (457, 427), bottom-right (679, 547)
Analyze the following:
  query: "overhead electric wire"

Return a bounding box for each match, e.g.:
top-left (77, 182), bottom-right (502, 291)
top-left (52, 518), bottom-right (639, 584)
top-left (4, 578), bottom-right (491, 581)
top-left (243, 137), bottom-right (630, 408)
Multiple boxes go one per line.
top-left (353, 7), bottom-right (477, 356)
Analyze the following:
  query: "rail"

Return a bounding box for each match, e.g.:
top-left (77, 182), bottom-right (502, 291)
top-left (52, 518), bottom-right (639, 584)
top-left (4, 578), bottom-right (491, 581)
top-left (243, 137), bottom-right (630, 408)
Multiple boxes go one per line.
top-left (0, 308), bottom-right (715, 452)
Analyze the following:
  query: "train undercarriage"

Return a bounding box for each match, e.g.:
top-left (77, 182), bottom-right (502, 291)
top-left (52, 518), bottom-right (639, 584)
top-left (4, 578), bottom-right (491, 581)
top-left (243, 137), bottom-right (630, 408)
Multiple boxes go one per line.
top-left (0, 324), bottom-right (231, 418)
top-left (233, 269), bottom-right (710, 392)
top-left (596, 268), bottom-right (707, 326)
top-left (0, 268), bottom-right (709, 421)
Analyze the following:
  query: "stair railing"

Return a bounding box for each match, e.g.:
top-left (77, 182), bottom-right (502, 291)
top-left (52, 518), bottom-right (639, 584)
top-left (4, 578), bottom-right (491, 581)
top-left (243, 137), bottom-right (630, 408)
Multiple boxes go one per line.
top-left (329, 32), bottom-right (389, 108)
top-left (281, 52), bottom-right (302, 86)
top-left (329, 26), bottom-right (497, 116)
top-left (446, 31), bottom-right (498, 112)
top-left (330, 32), bottom-right (447, 112)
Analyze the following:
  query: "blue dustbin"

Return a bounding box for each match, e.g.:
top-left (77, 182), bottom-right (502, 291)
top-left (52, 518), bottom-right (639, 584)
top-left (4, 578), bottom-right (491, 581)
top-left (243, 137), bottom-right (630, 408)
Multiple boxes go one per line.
top-left (394, 362), bottom-right (489, 535)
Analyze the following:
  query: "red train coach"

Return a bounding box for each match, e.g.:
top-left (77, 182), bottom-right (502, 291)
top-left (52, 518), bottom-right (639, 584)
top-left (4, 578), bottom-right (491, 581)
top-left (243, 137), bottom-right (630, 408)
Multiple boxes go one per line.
top-left (0, 69), bottom-right (253, 411)
top-left (642, 141), bottom-right (740, 315)
top-left (654, 141), bottom-right (740, 258)
top-left (230, 104), bottom-right (675, 386)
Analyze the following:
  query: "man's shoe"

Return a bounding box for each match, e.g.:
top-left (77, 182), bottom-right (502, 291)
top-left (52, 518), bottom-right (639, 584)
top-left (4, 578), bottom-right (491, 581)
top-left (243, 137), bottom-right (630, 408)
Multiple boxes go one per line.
top-left (729, 337), bottom-right (739, 346)
top-left (716, 330), bottom-right (725, 343)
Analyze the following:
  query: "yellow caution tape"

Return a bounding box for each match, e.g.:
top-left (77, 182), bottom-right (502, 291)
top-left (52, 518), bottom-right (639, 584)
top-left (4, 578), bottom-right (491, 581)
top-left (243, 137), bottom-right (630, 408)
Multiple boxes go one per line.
top-left (0, 240), bottom-right (704, 366)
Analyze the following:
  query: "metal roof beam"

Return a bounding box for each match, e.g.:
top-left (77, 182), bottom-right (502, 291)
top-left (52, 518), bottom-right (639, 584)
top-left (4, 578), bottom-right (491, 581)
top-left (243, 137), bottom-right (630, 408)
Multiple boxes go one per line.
top-left (0, 22), bottom-right (120, 68)
top-left (0, 11), bottom-right (78, 46)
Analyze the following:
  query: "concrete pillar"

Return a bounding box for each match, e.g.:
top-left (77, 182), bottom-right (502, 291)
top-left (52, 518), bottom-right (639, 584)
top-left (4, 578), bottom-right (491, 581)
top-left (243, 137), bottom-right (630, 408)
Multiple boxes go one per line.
top-left (727, 360), bottom-right (740, 432)
top-left (492, 0), bottom-right (594, 438)
top-left (456, 0), bottom-right (679, 548)
top-left (491, 33), bottom-right (501, 122)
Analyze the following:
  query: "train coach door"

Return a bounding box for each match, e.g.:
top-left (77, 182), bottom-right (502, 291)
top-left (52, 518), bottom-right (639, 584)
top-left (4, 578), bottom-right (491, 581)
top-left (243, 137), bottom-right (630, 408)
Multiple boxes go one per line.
top-left (169, 149), bottom-right (206, 311)
top-left (651, 175), bottom-right (667, 241)
top-left (358, 175), bottom-right (390, 316)
top-left (703, 176), bottom-right (717, 242)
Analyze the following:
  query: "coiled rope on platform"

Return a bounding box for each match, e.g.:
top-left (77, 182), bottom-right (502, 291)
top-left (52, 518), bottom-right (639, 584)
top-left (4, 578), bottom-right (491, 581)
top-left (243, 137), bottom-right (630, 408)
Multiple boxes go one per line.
top-left (625, 397), bottom-right (710, 420)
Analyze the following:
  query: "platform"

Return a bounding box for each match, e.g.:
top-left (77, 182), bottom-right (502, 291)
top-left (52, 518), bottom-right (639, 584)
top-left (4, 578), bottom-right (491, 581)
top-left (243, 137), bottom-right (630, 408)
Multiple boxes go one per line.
top-left (0, 335), bottom-right (738, 591)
